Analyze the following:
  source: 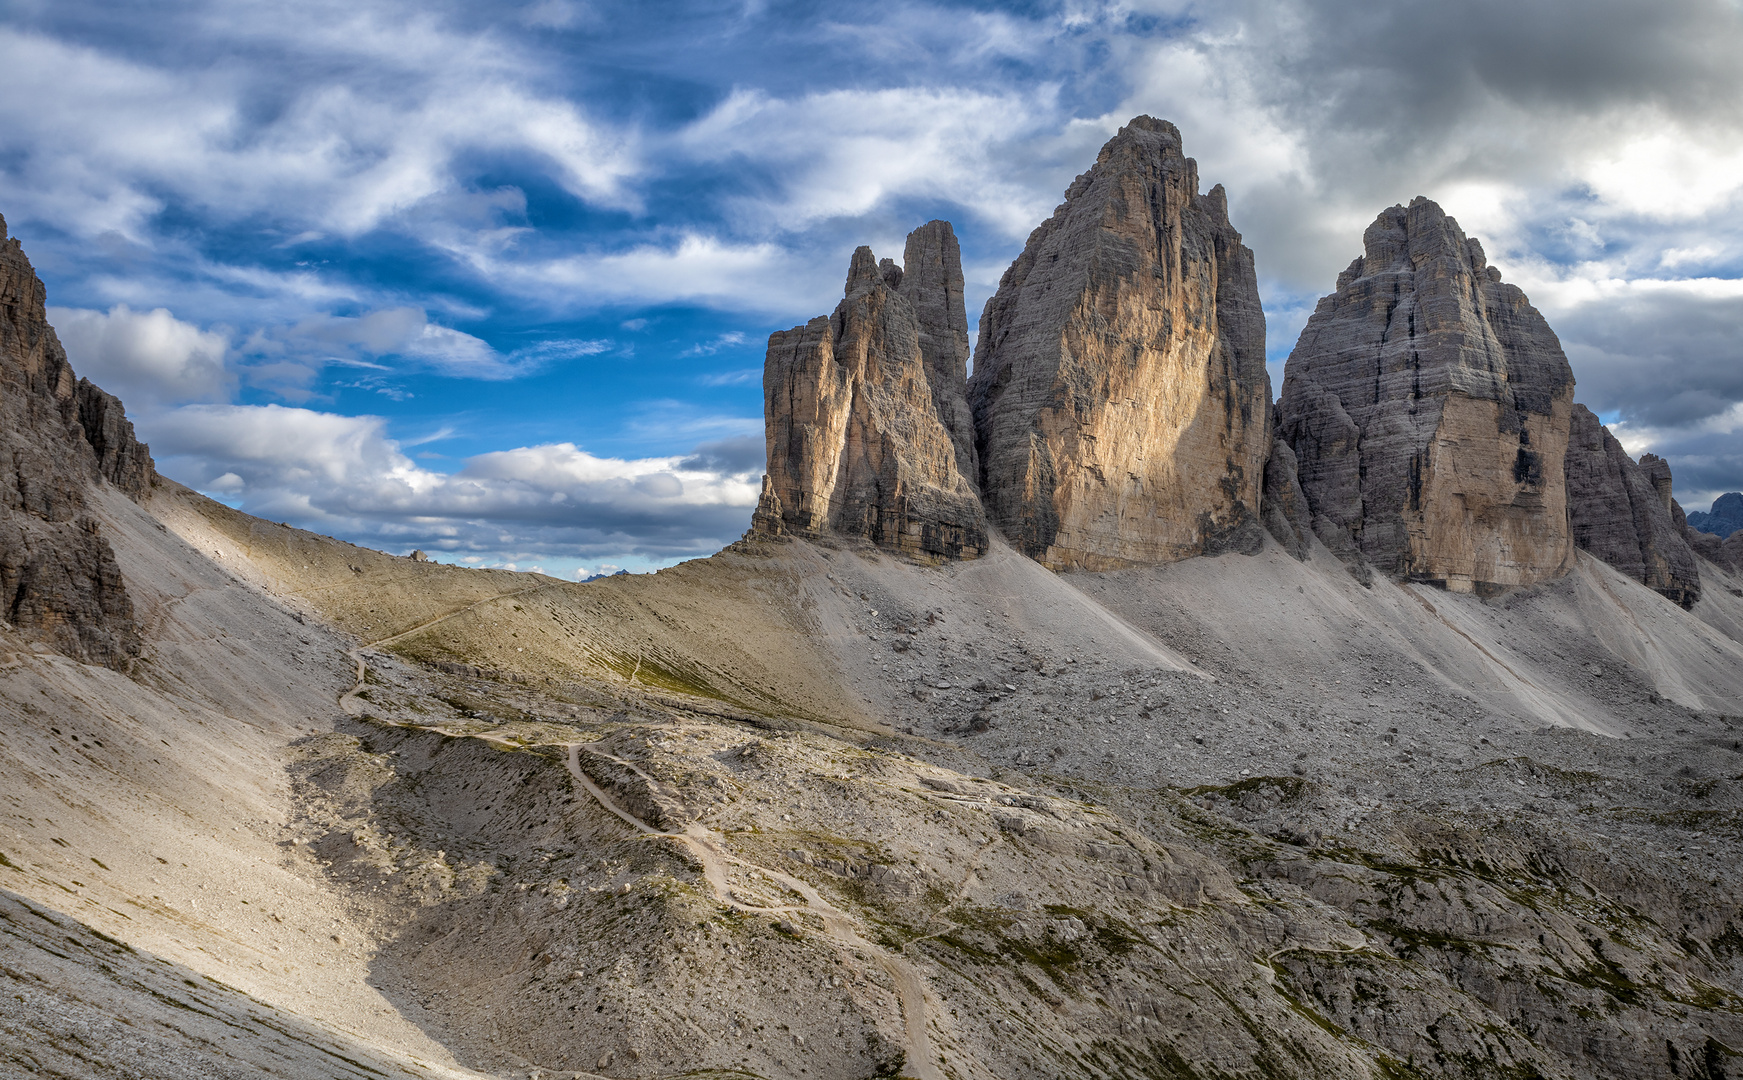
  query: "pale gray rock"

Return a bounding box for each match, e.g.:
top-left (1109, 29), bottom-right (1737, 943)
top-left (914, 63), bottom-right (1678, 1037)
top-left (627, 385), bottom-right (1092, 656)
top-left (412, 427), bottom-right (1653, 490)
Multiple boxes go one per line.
top-left (753, 223), bottom-right (985, 559)
top-left (898, 220), bottom-right (978, 488)
top-left (1278, 198), bottom-right (1575, 593)
top-left (1261, 433), bottom-right (1313, 562)
top-left (1564, 404), bottom-right (1700, 606)
top-left (1723, 530), bottom-right (1743, 573)
top-left (967, 116), bottom-right (1271, 570)
top-left (1685, 524), bottom-right (1726, 567)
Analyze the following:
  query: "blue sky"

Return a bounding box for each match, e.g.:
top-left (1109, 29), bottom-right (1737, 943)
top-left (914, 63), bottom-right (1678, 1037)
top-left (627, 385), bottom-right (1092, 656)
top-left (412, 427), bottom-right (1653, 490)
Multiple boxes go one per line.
top-left (5, 0), bottom-right (1742, 576)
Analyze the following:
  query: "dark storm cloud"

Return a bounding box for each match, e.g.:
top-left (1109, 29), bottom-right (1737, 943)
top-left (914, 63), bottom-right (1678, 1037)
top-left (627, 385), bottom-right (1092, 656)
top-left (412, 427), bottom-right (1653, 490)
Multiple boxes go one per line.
top-left (1559, 290), bottom-right (1743, 427)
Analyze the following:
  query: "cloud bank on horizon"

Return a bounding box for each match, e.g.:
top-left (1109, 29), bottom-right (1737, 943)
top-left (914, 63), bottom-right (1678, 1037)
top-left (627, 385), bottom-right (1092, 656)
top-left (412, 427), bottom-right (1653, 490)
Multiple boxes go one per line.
top-left (4, 0), bottom-right (1741, 575)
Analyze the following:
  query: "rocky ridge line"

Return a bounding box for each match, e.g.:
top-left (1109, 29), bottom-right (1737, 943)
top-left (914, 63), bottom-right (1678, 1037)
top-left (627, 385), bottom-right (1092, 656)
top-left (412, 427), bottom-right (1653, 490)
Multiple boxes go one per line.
top-left (0, 213), bottom-right (155, 666)
top-left (1564, 404), bottom-right (1702, 605)
top-left (1688, 492), bottom-right (1743, 539)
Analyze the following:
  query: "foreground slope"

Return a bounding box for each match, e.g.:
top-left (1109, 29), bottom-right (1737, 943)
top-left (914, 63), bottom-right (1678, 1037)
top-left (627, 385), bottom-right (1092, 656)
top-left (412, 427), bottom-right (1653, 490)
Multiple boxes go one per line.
top-left (9, 456), bottom-right (1743, 1078)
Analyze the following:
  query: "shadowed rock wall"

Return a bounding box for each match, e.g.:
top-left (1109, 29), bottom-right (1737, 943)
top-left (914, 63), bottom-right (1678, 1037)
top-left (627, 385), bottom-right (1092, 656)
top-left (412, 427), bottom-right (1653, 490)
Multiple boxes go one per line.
top-left (1565, 405), bottom-right (1700, 606)
top-left (966, 116), bottom-right (1271, 571)
top-left (0, 213), bottom-right (155, 666)
top-left (753, 222), bottom-right (985, 560)
top-left (1278, 198), bottom-right (1575, 593)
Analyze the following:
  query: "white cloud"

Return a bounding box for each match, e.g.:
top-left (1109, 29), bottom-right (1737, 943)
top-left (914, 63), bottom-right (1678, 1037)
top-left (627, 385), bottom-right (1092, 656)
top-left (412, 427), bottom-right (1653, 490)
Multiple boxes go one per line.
top-left (1582, 130), bottom-right (1743, 221)
top-left (677, 86), bottom-right (1079, 239)
top-left (681, 331), bottom-right (748, 357)
top-left (241, 307), bottom-right (611, 383)
top-left (49, 304), bottom-right (233, 405)
top-left (483, 233), bottom-right (822, 314)
top-left (145, 403), bottom-right (761, 561)
top-left (0, 13), bottom-right (637, 244)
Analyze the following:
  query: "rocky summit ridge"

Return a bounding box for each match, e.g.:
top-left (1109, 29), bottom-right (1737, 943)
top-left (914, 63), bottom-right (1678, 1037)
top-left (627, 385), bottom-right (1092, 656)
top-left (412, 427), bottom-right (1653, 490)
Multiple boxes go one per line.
top-left (1278, 198), bottom-right (1577, 594)
top-left (966, 117), bottom-right (1271, 570)
top-left (1689, 492), bottom-right (1743, 540)
top-left (755, 123), bottom-right (1727, 609)
top-left (0, 212), bottom-right (154, 666)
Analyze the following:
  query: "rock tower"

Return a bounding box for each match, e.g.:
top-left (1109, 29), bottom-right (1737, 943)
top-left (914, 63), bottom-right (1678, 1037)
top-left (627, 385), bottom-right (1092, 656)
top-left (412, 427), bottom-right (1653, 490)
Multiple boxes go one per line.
top-left (966, 117), bottom-right (1271, 570)
top-left (1277, 198), bottom-right (1576, 592)
top-left (752, 222), bottom-right (986, 559)
top-left (1563, 405), bottom-right (1701, 606)
top-left (0, 214), bottom-right (155, 666)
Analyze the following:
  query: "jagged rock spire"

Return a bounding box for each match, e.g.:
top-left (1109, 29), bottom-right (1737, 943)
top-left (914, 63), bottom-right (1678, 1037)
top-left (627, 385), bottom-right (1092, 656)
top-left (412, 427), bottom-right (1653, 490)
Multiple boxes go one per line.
top-left (0, 213), bottom-right (156, 666)
top-left (1565, 405), bottom-right (1700, 606)
top-left (752, 221), bottom-right (985, 559)
top-left (1277, 197), bottom-right (1576, 592)
top-left (967, 116), bottom-right (1271, 570)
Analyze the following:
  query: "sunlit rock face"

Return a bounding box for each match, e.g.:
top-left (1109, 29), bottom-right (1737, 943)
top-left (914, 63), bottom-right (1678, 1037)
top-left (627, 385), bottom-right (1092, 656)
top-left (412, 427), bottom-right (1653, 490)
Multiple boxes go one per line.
top-left (753, 221), bottom-right (986, 560)
top-left (966, 116), bottom-right (1271, 571)
top-left (1278, 197), bottom-right (1576, 593)
top-left (0, 213), bottom-right (154, 666)
top-left (1564, 405), bottom-right (1701, 606)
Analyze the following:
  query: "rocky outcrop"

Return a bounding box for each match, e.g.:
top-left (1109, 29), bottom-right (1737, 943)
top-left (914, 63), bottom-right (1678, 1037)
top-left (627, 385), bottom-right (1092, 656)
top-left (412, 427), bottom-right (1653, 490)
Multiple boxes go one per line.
top-left (898, 220), bottom-right (979, 487)
top-left (753, 223), bottom-right (985, 559)
top-left (0, 213), bottom-right (155, 665)
top-left (1688, 492), bottom-right (1743, 539)
top-left (1724, 531), bottom-right (1743, 574)
top-left (967, 117), bottom-right (1271, 571)
top-left (1564, 405), bottom-right (1700, 606)
top-left (1278, 198), bottom-right (1575, 593)
top-left (1261, 429), bottom-right (1313, 562)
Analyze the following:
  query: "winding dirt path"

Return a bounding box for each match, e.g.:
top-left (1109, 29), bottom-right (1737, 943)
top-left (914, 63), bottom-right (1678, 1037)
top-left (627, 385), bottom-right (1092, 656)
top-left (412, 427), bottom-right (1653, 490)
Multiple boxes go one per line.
top-left (336, 612), bottom-right (947, 1079)
top-left (560, 744), bottom-right (944, 1080)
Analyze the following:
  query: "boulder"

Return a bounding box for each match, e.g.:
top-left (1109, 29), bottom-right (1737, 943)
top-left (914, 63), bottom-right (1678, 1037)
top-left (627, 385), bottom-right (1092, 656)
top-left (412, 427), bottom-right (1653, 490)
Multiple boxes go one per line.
top-left (1277, 198), bottom-right (1575, 593)
top-left (0, 212), bottom-right (154, 666)
top-left (1564, 405), bottom-right (1700, 606)
top-left (753, 223), bottom-right (985, 559)
top-left (967, 116), bottom-right (1271, 571)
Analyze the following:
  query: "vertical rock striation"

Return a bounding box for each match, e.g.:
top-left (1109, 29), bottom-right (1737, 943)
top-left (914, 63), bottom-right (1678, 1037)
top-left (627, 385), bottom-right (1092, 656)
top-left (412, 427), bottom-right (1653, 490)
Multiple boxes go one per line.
top-left (0, 213), bottom-right (155, 666)
top-left (967, 117), bottom-right (1271, 571)
top-left (898, 220), bottom-right (979, 488)
top-left (1564, 405), bottom-right (1700, 606)
top-left (1278, 198), bottom-right (1575, 593)
top-left (1261, 427), bottom-right (1315, 563)
top-left (754, 222), bottom-right (985, 559)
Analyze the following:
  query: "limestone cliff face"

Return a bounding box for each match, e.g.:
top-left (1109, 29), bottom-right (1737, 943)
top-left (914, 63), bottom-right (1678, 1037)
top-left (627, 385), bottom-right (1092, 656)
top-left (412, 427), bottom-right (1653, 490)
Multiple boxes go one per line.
top-left (1278, 198), bottom-right (1575, 592)
top-left (754, 223), bottom-right (985, 559)
top-left (1261, 435), bottom-right (1314, 563)
top-left (1564, 406), bottom-right (1700, 606)
top-left (0, 213), bottom-right (155, 666)
top-left (967, 117), bottom-right (1271, 571)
